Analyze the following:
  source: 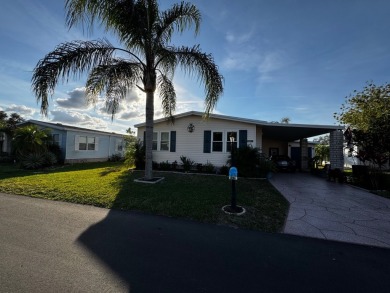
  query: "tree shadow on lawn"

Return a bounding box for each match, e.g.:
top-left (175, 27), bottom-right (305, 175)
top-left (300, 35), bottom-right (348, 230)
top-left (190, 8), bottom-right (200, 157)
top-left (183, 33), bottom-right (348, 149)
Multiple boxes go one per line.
top-left (76, 171), bottom-right (293, 292)
top-left (76, 184), bottom-right (390, 292)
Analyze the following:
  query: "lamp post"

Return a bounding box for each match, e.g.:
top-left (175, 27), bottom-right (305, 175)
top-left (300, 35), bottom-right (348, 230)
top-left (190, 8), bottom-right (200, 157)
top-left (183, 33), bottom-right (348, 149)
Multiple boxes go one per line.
top-left (230, 134), bottom-right (237, 210)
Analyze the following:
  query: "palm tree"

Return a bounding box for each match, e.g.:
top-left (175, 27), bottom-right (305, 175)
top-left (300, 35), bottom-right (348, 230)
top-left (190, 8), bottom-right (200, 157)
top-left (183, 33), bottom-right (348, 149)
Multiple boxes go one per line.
top-left (12, 125), bottom-right (52, 157)
top-left (32, 0), bottom-right (224, 180)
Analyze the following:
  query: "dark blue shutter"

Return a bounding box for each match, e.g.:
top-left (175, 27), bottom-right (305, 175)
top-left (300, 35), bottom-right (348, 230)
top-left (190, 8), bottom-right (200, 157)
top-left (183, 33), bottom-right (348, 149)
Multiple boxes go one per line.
top-left (170, 131), bottom-right (176, 152)
top-left (203, 131), bottom-right (211, 153)
top-left (143, 131), bottom-right (146, 147)
top-left (239, 130), bottom-right (247, 148)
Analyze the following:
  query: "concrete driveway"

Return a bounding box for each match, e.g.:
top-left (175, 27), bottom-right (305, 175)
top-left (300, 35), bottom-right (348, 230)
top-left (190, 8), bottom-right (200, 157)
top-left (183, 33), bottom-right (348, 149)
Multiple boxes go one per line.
top-left (270, 173), bottom-right (390, 248)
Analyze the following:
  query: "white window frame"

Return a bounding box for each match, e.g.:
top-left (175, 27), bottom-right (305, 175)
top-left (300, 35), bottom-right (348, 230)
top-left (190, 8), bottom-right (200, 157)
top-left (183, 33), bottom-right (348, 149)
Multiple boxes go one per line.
top-left (226, 131), bottom-right (238, 152)
top-left (212, 131), bottom-right (223, 152)
top-left (160, 132), bottom-right (170, 151)
top-left (75, 135), bottom-right (99, 151)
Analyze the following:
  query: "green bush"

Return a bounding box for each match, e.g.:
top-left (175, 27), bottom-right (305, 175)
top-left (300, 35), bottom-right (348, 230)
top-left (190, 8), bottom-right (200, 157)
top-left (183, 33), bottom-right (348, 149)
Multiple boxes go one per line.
top-left (159, 160), bottom-right (171, 171)
top-left (180, 156), bottom-right (194, 172)
top-left (125, 139), bottom-right (145, 169)
top-left (20, 153), bottom-right (46, 169)
top-left (228, 146), bottom-right (262, 177)
top-left (204, 161), bottom-right (215, 174)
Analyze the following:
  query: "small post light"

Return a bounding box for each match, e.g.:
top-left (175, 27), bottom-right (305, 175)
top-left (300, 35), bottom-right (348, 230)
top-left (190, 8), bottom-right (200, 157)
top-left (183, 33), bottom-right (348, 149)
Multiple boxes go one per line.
top-left (229, 134), bottom-right (237, 210)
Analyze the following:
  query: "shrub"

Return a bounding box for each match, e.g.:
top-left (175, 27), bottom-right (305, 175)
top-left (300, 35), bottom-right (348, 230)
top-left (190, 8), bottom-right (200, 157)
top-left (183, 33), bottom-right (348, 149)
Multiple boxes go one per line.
top-left (159, 160), bottom-right (171, 171)
top-left (125, 139), bottom-right (145, 169)
top-left (204, 161), bottom-right (215, 174)
top-left (219, 165), bottom-right (229, 175)
top-left (228, 146), bottom-right (262, 177)
top-left (180, 156), bottom-right (194, 172)
top-left (20, 152), bottom-right (46, 169)
top-left (43, 152), bottom-right (57, 166)
top-left (109, 153), bottom-right (123, 162)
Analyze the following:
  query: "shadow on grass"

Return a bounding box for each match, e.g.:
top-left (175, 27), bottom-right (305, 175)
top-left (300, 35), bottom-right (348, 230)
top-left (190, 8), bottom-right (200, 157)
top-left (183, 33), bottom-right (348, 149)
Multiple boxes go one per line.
top-left (75, 171), bottom-right (390, 292)
top-left (75, 170), bottom-right (291, 291)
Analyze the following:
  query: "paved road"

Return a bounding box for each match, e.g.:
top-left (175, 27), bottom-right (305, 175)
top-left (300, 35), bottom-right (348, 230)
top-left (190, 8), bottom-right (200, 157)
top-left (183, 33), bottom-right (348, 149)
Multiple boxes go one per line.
top-left (1, 193), bottom-right (390, 293)
top-left (270, 173), bottom-right (390, 248)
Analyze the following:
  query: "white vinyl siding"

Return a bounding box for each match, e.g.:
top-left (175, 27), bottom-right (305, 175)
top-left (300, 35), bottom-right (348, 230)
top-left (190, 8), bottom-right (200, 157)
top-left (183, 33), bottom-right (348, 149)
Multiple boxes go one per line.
top-left (136, 115), bottom-right (257, 167)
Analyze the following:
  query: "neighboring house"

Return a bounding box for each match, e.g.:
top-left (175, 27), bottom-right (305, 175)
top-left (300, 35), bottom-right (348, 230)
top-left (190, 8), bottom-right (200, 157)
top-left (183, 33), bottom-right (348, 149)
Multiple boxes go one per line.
top-left (134, 111), bottom-right (344, 170)
top-left (14, 120), bottom-right (125, 163)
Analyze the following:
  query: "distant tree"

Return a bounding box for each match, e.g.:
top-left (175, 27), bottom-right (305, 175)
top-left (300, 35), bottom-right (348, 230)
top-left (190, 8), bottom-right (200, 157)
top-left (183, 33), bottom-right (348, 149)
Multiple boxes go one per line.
top-left (280, 117), bottom-right (290, 124)
top-left (32, 0), bottom-right (223, 180)
top-left (313, 135), bottom-right (330, 165)
top-left (334, 82), bottom-right (390, 168)
top-left (0, 111), bottom-right (25, 134)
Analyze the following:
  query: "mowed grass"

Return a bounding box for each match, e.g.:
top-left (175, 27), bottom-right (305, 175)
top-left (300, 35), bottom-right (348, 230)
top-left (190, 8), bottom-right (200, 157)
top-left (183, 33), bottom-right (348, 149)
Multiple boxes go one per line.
top-left (0, 162), bottom-right (289, 232)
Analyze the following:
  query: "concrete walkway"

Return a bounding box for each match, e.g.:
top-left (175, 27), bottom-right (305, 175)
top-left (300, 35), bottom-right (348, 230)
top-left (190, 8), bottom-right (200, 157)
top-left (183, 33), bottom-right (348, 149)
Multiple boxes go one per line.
top-left (270, 173), bottom-right (390, 248)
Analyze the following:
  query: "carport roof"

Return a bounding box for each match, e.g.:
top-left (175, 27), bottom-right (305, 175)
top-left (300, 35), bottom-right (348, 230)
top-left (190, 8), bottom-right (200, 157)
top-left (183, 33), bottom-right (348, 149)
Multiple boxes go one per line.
top-left (134, 111), bottom-right (343, 141)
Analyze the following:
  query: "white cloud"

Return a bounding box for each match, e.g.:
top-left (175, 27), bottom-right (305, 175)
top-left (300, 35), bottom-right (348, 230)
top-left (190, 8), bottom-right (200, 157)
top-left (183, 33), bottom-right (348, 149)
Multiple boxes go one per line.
top-left (55, 87), bottom-right (90, 109)
top-left (50, 110), bottom-right (108, 130)
top-left (4, 104), bottom-right (36, 116)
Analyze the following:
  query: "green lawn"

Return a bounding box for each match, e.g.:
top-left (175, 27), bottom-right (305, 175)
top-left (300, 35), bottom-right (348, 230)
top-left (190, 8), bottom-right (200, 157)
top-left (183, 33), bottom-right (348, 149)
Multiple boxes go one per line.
top-left (0, 162), bottom-right (289, 232)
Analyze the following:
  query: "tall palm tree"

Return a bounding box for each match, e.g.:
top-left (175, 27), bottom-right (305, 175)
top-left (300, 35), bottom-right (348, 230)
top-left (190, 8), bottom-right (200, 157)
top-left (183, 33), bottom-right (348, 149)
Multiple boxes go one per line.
top-left (32, 0), bottom-right (224, 180)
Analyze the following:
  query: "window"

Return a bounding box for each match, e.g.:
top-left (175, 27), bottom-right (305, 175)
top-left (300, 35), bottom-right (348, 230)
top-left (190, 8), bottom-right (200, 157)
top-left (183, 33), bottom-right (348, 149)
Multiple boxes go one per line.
top-left (87, 137), bottom-right (95, 150)
top-left (78, 136), bottom-right (96, 151)
top-left (52, 134), bottom-right (60, 145)
top-left (79, 136), bottom-right (87, 150)
top-left (226, 131), bottom-right (237, 152)
top-left (212, 132), bottom-right (223, 152)
top-left (152, 132), bottom-right (158, 150)
top-left (160, 132), bottom-right (170, 151)
top-left (116, 139), bottom-right (123, 152)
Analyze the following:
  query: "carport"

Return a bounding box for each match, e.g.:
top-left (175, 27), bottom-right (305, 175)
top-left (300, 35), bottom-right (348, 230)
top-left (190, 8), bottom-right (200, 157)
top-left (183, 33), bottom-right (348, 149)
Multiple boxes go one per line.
top-left (257, 122), bottom-right (344, 170)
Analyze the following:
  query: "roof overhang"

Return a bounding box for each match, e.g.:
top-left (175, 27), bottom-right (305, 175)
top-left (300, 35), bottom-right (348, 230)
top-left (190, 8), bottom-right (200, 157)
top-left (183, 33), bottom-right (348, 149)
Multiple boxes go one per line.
top-left (260, 123), bottom-right (342, 141)
top-left (134, 111), bottom-right (343, 140)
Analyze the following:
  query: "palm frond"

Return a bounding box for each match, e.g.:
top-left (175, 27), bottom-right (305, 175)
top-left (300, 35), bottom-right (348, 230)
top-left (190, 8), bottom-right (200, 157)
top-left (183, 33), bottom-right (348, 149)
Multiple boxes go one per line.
top-left (31, 39), bottom-right (115, 115)
top-left (157, 2), bottom-right (201, 44)
top-left (65, 0), bottom-right (135, 33)
top-left (157, 74), bottom-right (176, 120)
top-left (171, 45), bottom-right (224, 116)
top-left (86, 59), bottom-right (142, 119)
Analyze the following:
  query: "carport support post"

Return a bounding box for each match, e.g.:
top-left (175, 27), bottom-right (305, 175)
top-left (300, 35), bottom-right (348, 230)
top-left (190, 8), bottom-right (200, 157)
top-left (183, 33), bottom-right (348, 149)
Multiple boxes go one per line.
top-left (330, 130), bottom-right (344, 170)
top-left (300, 138), bottom-right (309, 171)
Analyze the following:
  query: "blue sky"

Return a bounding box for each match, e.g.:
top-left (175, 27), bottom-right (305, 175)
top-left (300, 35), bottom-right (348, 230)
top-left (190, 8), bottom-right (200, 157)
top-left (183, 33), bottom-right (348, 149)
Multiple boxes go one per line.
top-left (1, 0), bottom-right (390, 134)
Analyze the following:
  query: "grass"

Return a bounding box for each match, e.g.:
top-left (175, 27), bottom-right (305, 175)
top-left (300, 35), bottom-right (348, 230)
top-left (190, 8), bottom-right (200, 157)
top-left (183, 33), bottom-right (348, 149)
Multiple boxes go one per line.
top-left (0, 162), bottom-right (289, 233)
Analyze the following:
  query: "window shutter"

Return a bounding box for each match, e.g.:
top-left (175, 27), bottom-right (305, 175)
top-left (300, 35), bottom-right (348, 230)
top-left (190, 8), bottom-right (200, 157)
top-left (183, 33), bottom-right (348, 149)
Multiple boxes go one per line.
top-left (203, 131), bottom-right (211, 153)
top-left (239, 130), bottom-right (247, 148)
top-left (170, 131), bottom-right (176, 152)
top-left (95, 137), bottom-right (99, 151)
top-left (75, 135), bottom-right (79, 151)
top-left (143, 131), bottom-right (146, 146)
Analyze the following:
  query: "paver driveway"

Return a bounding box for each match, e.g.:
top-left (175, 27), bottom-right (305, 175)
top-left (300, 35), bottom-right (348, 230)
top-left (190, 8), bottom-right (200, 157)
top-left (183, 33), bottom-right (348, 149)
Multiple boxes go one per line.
top-left (270, 173), bottom-right (390, 248)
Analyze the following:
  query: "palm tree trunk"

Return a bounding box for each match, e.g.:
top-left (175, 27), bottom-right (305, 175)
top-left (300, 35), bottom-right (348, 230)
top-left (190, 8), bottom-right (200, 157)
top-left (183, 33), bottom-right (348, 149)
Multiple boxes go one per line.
top-left (144, 90), bottom-right (154, 180)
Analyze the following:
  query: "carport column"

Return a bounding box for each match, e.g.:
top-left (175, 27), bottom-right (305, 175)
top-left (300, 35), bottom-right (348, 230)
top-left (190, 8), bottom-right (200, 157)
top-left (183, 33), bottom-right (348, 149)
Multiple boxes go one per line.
top-left (330, 130), bottom-right (344, 170)
top-left (300, 138), bottom-right (309, 171)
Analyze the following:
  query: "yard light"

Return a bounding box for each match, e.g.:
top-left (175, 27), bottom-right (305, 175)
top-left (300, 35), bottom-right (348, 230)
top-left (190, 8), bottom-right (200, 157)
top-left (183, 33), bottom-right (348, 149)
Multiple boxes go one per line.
top-left (229, 133), bottom-right (237, 210)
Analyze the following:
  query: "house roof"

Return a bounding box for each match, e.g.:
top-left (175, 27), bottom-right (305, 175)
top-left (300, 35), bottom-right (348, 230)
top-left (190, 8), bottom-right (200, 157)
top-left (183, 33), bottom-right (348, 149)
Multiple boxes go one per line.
top-left (18, 120), bottom-right (124, 137)
top-left (134, 111), bottom-right (343, 141)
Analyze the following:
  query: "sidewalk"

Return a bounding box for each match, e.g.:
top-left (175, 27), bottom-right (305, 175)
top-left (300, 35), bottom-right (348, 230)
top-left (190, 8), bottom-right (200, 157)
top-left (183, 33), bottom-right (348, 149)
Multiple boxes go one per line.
top-left (270, 172), bottom-right (390, 248)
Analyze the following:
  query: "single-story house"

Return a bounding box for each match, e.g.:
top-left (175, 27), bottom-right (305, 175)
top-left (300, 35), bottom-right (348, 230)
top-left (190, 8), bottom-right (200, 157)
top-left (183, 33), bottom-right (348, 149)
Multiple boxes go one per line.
top-left (5, 120), bottom-right (125, 163)
top-left (134, 111), bottom-right (344, 170)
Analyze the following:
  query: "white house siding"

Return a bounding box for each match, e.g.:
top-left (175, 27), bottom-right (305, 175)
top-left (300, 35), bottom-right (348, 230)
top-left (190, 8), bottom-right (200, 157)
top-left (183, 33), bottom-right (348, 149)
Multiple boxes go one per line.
top-left (137, 115), bottom-right (257, 167)
top-left (65, 130), bottom-right (124, 163)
